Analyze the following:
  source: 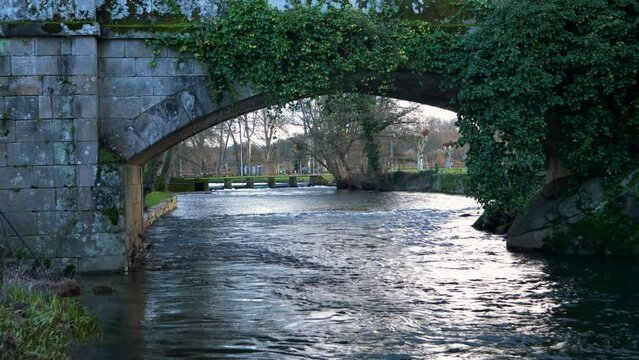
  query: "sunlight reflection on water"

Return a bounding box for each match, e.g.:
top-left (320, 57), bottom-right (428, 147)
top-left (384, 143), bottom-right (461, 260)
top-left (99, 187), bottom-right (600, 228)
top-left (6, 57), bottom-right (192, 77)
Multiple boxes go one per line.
top-left (73, 188), bottom-right (639, 359)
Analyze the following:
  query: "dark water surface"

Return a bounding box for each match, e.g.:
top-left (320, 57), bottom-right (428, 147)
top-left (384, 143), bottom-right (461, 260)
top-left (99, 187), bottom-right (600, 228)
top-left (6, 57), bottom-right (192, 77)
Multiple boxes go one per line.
top-left (73, 188), bottom-right (639, 359)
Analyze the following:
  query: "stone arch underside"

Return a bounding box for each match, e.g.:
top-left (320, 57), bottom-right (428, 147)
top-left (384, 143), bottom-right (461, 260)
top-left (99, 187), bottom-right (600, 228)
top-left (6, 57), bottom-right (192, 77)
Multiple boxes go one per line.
top-left (101, 71), bottom-right (457, 166)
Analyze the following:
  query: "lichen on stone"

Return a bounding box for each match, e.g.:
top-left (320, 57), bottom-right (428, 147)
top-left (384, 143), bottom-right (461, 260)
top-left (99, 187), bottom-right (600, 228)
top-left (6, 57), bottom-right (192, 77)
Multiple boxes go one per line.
top-left (0, 0), bottom-right (96, 21)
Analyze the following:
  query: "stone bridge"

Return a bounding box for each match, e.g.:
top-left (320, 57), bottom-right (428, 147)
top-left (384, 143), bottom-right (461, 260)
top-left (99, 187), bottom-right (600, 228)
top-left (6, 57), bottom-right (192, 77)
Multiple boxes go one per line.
top-left (0, 1), bottom-right (454, 272)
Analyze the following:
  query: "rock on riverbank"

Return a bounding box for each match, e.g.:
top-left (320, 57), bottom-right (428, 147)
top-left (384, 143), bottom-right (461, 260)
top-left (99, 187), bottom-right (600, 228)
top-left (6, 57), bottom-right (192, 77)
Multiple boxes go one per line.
top-left (508, 169), bottom-right (639, 256)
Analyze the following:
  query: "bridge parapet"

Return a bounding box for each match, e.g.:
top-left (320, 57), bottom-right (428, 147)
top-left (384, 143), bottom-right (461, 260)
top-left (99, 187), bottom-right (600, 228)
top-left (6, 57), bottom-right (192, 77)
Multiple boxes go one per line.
top-left (0, 0), bottom-right (223, 22)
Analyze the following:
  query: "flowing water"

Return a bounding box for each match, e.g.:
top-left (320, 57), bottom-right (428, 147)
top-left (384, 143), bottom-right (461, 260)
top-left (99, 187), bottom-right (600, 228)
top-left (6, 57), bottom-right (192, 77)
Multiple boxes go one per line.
top-left (73, 188), bottom-right (639, 359)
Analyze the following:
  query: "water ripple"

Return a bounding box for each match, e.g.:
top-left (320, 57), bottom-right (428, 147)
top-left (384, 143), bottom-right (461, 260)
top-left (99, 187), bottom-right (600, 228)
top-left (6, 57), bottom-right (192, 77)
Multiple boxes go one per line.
top-left (73, 189), bottom-right (639, 359)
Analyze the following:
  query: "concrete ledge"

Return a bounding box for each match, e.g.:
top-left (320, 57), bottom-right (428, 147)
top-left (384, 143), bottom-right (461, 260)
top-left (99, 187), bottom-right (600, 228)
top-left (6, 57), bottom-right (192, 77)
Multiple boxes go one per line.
top-left (143, 195), bottom-right (177, 229)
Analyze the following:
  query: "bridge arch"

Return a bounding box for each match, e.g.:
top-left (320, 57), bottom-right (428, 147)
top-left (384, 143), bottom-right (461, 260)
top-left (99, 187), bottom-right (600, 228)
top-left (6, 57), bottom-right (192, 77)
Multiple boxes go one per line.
top-left (0, 24), bottom-right (457, 273)
top-left (95, 40), bottom-right (458, 270)
top-left (102, 69), bottom-right (456, 166)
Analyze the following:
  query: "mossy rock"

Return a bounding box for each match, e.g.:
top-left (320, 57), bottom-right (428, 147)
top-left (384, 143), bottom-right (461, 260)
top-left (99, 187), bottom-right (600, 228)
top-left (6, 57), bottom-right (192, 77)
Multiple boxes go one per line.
top-left (544, 206), bottom-right (639, 256)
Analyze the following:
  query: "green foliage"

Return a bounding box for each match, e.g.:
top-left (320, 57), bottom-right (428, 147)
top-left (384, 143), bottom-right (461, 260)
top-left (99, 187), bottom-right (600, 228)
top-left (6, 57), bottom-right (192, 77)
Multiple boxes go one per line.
top-left (444, 0), bottom-right (639, 215)
top-left (101, 207), bottom-right (122, 226)
top-left (437, 172), bottom-right (468, 194)
top-left (383, 171), bottom-right (432, 191)
top-left (167, 178), bottom-right (210, 192)
top-left (144, 191), bottom-right (174, 209)
top-left (383, 171), bottom-right (467, 194)
top-left (158, 0), bottom-right (434, 105)
top-left (0, 285), bottom-right (100, 359)
top-left (159, 0), bottom-right (637, 217)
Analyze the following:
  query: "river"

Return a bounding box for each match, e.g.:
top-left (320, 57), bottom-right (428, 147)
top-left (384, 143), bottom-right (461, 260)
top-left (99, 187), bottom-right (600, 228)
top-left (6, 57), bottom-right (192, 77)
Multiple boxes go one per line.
top-left (73, 187), bottom-right (639, 359)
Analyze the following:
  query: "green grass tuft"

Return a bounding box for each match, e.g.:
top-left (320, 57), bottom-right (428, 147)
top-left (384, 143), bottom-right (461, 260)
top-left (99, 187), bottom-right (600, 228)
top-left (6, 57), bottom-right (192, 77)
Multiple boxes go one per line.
top-left (0, 284), bottom-right (100, 359)
top-left (144, 191), bottom-right (174, 209)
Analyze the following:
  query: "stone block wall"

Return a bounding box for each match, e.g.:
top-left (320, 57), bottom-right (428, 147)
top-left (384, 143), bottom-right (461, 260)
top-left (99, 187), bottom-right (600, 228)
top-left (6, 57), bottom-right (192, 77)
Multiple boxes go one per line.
top-left (0, 32), bottom-right (211, 272)
top-left (0, 2), bottom-right (268, 275)
top-left (98, 36), bottom-right (208, 161)
top-left (0, 35), bottom-right (127, 272)
top-left (143, 195), bottom-right (177, 229)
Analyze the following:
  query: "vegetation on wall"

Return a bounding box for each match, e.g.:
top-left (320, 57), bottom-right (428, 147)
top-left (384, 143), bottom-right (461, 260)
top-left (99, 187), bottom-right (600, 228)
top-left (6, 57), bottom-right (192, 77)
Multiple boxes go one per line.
top-left (159, 0), bottom-right (638, 221)
top-left (158, 0), bottom-right (440, 103)
top-left (446, 0), bottom-right (639, 220)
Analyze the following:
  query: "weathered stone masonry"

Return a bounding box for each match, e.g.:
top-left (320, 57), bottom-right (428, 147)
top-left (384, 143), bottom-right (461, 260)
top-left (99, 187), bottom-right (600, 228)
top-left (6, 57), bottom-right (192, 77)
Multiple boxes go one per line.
top-left (0, 31), bottom-right (213, 272)
top-left (0, 34), bottom-right (122, 272)
top-left (0, 2), bottom-right (453, 273)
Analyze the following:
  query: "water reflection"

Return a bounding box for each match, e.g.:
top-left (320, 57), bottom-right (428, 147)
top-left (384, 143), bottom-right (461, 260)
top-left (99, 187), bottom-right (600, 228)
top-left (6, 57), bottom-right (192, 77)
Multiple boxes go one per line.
top-left (73, 188), bottom-right (639, 359)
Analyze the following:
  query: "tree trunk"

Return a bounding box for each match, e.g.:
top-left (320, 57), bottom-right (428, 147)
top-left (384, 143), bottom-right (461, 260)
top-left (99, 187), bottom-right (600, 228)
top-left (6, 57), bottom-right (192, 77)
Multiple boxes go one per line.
top-left (144, 155), bottom-right (162, 196)
top-left (363, 123), bottom-right (381, 176)
top-left (159, 149), bottom-right (175, 192)
top-left (543, 114), bottom-right (569, 182)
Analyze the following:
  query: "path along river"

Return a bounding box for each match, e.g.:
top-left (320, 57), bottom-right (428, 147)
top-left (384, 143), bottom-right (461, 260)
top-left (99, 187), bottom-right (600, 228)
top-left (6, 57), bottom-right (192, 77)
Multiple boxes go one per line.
top-left (73, 187), bottom-right (639, 359)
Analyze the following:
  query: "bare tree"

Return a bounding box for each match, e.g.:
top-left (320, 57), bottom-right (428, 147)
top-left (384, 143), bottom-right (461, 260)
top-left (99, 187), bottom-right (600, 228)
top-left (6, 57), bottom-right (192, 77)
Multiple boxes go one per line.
top-left (227, 119), bottom-right (243, 175)
top-left (292, 96), bottom-right (360, 181)
top-left (240, 113), bottom-right (257, 175)
top-left (212, 124), bottom-right (231, 175)
top-left (256, 108), bottom-right (287, 175)
top-left (288, 94), bottom-right (416, 185)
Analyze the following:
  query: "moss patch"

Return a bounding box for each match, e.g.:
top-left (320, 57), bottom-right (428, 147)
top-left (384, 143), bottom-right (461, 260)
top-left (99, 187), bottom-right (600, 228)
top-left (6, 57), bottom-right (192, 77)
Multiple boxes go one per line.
top-left (101, 207), bottom-right (122, 226)
top-left (98, 148), bottom-right (124, 165)
top-left (102, 22), bottom-right (193, 34)
top-left (41, 22), bottom-right (63, 33)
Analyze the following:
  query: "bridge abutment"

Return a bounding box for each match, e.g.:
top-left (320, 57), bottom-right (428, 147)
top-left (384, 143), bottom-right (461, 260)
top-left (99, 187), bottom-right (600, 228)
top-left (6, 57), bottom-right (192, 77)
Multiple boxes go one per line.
top-left (0, 24), bottom-right (218, 272)
top-left (0, 33), bottom-right (133, 272)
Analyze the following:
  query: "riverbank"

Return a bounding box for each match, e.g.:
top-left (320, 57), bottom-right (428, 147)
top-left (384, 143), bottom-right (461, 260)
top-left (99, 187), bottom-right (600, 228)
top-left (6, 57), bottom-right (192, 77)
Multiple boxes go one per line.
top-left (0, 264), bottom-right (100, 359)
top-left (144, 192), bottom-right (177, 230)
top-left (380, 170), bottom-right (468, 194)
top-left (167, 171), bottom-right (468, 195)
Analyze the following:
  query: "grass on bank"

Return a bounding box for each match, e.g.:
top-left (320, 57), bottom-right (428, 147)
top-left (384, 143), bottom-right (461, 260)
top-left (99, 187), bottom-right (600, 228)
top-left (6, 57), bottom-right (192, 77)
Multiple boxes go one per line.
top-left (0, 266), bottom-right (100, 360)
top-left (144, 191), bottom-right (174, 209)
